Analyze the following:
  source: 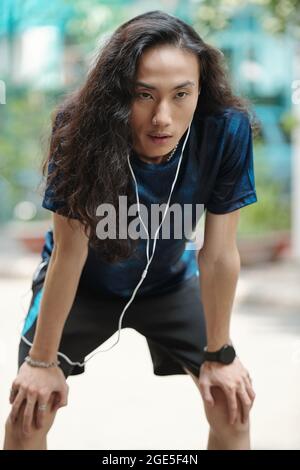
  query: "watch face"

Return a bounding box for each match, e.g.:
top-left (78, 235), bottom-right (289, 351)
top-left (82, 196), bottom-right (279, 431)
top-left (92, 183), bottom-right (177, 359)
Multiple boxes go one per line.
top-left (220, 345), bottom-right (236, 364)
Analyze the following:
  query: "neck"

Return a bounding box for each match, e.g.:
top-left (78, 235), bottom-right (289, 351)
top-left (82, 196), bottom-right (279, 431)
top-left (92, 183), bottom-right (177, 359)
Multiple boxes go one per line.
top-left (135, 144), bottom-right (178, 165)
top-left (138, 153), bottom-right (168, 165)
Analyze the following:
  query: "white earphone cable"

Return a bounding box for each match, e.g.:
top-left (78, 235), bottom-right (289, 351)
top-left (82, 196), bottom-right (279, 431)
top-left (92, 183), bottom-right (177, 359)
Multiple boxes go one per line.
top-left (21, 122), bottom-right (192, 367)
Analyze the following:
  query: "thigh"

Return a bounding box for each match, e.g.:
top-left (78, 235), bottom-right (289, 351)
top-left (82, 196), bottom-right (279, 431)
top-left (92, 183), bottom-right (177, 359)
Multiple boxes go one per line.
top-left (128, 275), bottom-right (207, 378)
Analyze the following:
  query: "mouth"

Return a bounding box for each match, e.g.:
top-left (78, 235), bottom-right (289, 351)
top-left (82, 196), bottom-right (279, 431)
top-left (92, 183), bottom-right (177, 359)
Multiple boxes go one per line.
top-left (148, 134), bottom-right (172, 145)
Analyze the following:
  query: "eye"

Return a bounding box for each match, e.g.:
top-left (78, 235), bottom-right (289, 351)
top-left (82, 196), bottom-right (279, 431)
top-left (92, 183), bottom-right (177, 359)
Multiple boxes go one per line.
top-left (176, 91), bottom-right (189, 99)
top-left (136, 92), bottom-right (152, 100)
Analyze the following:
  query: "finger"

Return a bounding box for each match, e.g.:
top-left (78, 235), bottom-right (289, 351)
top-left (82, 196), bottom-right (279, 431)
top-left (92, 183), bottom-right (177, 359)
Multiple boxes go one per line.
top-left (237, 386), bottom-right (252, 424)
top-left (23, 395), bottom-right (37, 435)
top-left (223, 386), bottom-right (238, 425)
top-left (56, 390), bottom-right (69, 409)
top-left (53, 397), bottom-right (63, 411)
top-left (199, 383), bottom-right (215, 407)
top-left (10, 389), bottom-right (26, 423)
top-left (245, 377), bottom-right (256, 405)
top-left (9, 387), bottom-right (19, 405)
top-left (48, 392), bottom-right (59, 412)
top-left (49, 392), bottom-right (60, 412)
top-left (35, 400), bottom-right (49, 429)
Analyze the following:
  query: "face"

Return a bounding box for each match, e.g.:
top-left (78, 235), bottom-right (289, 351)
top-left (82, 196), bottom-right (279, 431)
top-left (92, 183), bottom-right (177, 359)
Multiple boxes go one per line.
top-left (129, 45), bottom-right (200, 163)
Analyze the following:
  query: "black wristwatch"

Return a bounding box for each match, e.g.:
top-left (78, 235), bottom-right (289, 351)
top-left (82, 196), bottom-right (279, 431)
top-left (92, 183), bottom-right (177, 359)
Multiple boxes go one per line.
top-left (203, 343), bottom-right (236, 365)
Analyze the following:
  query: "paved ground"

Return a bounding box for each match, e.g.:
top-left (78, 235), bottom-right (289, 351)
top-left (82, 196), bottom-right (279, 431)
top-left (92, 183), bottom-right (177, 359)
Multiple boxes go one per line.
top-left (1, 235), bottom-right (300, 450)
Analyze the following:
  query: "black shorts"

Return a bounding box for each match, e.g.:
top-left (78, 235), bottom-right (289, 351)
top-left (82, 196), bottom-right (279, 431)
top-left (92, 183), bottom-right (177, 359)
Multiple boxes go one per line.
top-left (19, 258), bottom-right (207, 380)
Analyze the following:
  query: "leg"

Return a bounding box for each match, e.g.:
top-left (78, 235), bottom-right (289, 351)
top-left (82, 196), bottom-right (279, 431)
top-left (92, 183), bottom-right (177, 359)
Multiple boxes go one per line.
top-left (3, 393), bottom-right (59, 450)
top-left (184, 366), bottom-right (251, 450)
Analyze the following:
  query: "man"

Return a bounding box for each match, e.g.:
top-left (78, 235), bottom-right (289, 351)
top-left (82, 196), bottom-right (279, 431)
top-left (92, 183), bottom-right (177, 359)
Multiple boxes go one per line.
top-left (4, 10), bottom-right (257, 450)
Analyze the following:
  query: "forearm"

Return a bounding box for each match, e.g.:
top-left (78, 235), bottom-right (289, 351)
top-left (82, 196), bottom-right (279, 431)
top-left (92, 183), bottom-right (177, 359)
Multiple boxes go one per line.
top-left (29, 246), bottom-right (88, 362)
top-left (198, 248), bottom-right (240, 351)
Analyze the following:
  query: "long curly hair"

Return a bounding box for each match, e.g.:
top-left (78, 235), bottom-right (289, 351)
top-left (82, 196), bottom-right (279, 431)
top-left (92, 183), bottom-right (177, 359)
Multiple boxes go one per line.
top-left (41, 9), bottom-right (258, 263)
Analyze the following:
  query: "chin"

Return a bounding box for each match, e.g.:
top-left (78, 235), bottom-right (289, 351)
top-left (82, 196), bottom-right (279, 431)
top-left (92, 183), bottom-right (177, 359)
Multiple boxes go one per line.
top-left (144, 146), bottom-right (171, 158)
top-left (139, 148), bottom-right (156, 158)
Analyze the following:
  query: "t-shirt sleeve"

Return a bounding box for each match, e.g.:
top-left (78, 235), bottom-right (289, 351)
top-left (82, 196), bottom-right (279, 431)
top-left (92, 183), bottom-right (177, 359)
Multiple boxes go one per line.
top-left (205, 112), bottom-right (258, 214)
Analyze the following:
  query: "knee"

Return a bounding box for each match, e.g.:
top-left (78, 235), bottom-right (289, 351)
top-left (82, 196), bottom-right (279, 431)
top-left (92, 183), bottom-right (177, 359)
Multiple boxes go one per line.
top-left (209, 415), bottom-right (250, 438)
top-left (5, 413), bottom-right (44, 444)
top-left (205, 387), bottom-right (250, 438)
top-left (5, 415), bottom-right (25, 448)
top-left (5, 402), bottom-right (55, 445)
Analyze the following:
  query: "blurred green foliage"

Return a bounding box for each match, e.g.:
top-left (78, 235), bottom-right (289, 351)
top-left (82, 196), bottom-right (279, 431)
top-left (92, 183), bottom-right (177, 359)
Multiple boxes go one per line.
top-left (0, 0), bottom-right (295, 235)
top-left (193, 0), bottom-right (300, 39)
top-left (0, 88), bottom-right (291, 234)
top-left (0, 86), bottom-right (66, 221)
top-left (238, 140), bottom-right (291, 235)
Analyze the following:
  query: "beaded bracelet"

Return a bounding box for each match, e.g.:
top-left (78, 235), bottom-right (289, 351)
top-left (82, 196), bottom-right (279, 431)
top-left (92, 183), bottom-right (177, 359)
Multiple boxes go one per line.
top-left (25, 355), bottom-right (60, 368)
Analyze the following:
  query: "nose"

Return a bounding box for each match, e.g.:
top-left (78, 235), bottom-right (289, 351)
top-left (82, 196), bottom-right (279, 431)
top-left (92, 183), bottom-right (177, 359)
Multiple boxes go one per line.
top-left (152, 102), bottom-right (172, 127)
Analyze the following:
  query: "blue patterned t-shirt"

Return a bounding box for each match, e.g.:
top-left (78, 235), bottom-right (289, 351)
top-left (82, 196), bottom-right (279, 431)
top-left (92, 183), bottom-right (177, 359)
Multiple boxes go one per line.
top-left (40, 107), bottom-right (258, 298)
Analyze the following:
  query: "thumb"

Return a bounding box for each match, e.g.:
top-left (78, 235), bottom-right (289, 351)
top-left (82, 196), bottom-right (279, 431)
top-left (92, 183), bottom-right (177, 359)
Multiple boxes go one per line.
top-left (51, 392), bottom-right (64, 411)
top-left (200, 383), bottom-right (215, 407)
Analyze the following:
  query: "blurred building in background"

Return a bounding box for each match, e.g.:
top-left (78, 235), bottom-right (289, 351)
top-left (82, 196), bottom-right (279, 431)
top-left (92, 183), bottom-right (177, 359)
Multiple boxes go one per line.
top-left (1, 2), bottom-right (300, 452)
top-left (0, 0), bottom-right (299, 261)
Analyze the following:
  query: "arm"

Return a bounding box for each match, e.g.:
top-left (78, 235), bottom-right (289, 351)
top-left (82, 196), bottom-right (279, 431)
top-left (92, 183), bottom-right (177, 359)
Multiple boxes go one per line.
top-left (29, 212), bottom-right (89, 362)
top-left (197, 111), bottom-right (257, 424)
top-left (197, 209), bottom-right (240, 351)
top-left (197, 208), bottom-right (255, 424)
top-left (10, 212), bottom-right (89, 433)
